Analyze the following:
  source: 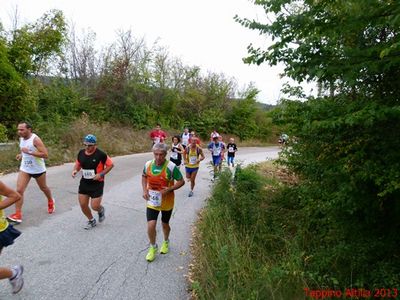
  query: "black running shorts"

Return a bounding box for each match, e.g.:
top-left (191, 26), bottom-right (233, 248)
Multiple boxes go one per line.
top-left (146, 207), bottom-right (173, 224)
top-left (79, 181), bottom-right (104, 198)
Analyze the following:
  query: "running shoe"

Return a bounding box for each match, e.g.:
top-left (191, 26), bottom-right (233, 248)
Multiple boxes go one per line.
top-left (9, 265), bottom-right (24, 294)
top-left (146, 245), bottom-right (158, 262)
top-left (160, 240), bottom-right (169, 254)
top-left (48, 199), bottom-right (55, 214)
top-left (98, 206), bottom-right (105, 223)
top-left (84, 219), bottom-right (97, 230)
top-left (7, 212), bottom-right (22, 224)
top-left (188, 191), bottom-right (194, 197)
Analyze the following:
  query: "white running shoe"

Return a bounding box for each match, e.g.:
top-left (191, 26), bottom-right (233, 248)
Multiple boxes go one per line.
top-left (9, 265), bottom-right (24, 294)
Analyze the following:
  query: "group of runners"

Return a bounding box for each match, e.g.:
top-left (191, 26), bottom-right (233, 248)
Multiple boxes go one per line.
top-left (144, 125), bottom-right (238, 262)
top-left (151, 124), bottom-right (239, 187)
top-left (0, 122), bottom-right (115, 294)
top-left (0, 122), bottom-right (239, 294)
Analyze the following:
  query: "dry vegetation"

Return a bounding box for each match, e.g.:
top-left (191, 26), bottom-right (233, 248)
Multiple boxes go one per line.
top-left (0, 114), bottom-right (274, 175)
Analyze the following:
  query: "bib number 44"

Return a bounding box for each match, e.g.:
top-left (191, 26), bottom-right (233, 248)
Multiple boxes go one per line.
top-left (148, 190), bottom-right (162, 207)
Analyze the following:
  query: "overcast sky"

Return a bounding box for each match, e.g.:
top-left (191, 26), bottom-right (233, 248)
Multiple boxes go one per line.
top-left (0, 0), bottom-right (300, 104)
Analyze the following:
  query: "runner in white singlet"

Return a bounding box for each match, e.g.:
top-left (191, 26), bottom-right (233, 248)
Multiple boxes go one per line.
top-left (7, 122), bottom-right (55, 224)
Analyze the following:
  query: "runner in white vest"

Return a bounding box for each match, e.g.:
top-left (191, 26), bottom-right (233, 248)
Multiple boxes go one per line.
top-left (180, 127), bottom-right (190, 149)
top-left (7, 122), bottom-right (56, 224)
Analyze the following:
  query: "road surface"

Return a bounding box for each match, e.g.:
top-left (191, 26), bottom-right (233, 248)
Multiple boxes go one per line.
top-left (0, 147), bottom-right (279, 299)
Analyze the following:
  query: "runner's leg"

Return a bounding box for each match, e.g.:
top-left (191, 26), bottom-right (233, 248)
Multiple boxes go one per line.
top-left (34, 173), bottom-right (53, 201)
top-left (78, 194), bottom-right (93, 220)
top-left (90, 197), bottom-right (102, 212)
top-left (161, 209), bottom-right (172, 244)
top-left (0, 268), bottom-right (13, 280)
top-left (190, 170), bottom-right (198, 191)
top-left (0, 247), bottom-right (13, 279)
top-left (147, 220), bottom-right (157, 245)
top-left (161, 210), bottom-right (172, 241)
top-left (161, 222), bottom-right (171, 241)
top-left (15, 172), bottom-right (31, 212)
top-left (185, 168), bottom-right (191, 182)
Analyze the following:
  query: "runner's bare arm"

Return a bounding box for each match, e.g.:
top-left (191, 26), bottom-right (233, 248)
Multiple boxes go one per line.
top-left (71, 161), bottom-right (81, 178)
top-left (162, 177), bottom-right (185, 195)
top-left (142, 174), bottom-right (149, 200)
top-left (178, 144), bottom-right (184, 153)
top-left (0, 181), bottom-right (21, 210)
top-left (173, 177), bottom-right (185, 190)
top-left (21, 136), bottom-right (48, 159)
top-left (198, 149), bottom-right (205, 163)
top-left (93, 158), bottom-right (114, 181)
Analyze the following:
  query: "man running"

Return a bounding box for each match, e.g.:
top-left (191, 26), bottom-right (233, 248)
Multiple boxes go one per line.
top-left (278, 133), bottom-right (289, 146)
top-left (0, 181), bottom-right (24, 294)
top-left (184, 137), bottom-right (205, 197)
top-left (72, 134), bottom-right (114, 230)
top-left (226, 137), bottom-right (238, 167)
top-left (7, 122), bottom-right (55, 224)
top-left (180, 127), bottom-right (190, 149)
top-left (189, 130), bottom-right (201, 146)
top-left (149, 124), bottom-right (167, 146)
top-left (142, 143), bottom-right (185, 262)
top-left (210, 128), bottom-right (219, 141)
top-left (208, 135), bottom-right (225, 179)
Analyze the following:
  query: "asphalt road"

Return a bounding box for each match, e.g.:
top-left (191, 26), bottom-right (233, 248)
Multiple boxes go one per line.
top-left (0, 146), bottom-right (279, 299)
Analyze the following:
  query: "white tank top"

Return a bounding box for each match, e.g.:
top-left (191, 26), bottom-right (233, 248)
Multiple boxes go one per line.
top-left (181, 133), bottom-right (190, 146)
top-left (20, 133), bottom-right (46, 174)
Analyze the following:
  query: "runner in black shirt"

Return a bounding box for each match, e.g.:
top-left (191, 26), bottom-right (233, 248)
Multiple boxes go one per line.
top-left (72, 134), bottom-right (114, 229)
top-left (226, 138), bottom-right (238, 167)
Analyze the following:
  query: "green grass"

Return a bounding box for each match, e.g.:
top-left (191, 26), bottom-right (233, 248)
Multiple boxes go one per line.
top-left (189, 161), bottom-right (400, 299)
top-left (190, 164), bottom-right (307, 299)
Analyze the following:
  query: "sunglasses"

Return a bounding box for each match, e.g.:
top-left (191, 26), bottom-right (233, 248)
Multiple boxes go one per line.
top-left (83, 144), bottom-right (95, 147)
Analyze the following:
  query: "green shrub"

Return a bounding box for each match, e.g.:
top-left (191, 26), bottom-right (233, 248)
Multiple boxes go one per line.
top-left (0, 123), bottom-right (7, 142)
top-left (192, 166), bottom-right (305, 299)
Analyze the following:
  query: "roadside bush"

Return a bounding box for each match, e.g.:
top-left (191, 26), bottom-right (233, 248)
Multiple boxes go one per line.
top-left (191, 158), bottom-right (400, 299)
top-left (191, 165), bottom-right (306, 299)
top-left (0, 123), bottom-right (7, 142)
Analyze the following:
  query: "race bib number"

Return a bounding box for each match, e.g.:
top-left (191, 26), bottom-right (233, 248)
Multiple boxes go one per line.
top-left (213, 148), bottom-right (221, 156)
top-left (148, 190), bottom-right (162, 207)
top-left (189, 156), bottom-right (197, 165)
top-left (228, 147), bottom-right (234, 153)
top-left (171, 152), bottom-right (178, 160)
top-left (23, 159), bottom-right (33, 168)
top-left (82, 169), bottom-right (95, 179)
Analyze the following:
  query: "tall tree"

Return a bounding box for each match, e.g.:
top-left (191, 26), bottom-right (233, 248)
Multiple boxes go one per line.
top-left (0, 38), bottom-right (35, 128)
top-left (7, 9), bottom-right (67, 76)
top-left (237, 0), bottom-right (400, 287)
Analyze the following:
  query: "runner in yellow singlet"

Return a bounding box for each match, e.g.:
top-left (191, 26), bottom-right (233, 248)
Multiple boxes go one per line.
top-left (183, 137), bottom-right (205, 197)
top-left (0, 181), bottom-right (24, 294)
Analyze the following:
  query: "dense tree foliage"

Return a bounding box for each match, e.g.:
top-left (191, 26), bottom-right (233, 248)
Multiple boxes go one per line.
top-left (237, 0), bottom-right (400, 288)
top-left (0, 11), bottom-right (275, 141)
top-left (0, 37), bottom-right (35, 129)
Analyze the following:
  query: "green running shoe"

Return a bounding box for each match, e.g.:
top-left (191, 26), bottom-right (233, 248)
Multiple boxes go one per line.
top-left (146, 245), bottom-right (157, 262)
top-left (160, 240), bottom-right (169, 254)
